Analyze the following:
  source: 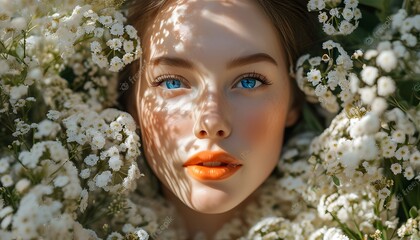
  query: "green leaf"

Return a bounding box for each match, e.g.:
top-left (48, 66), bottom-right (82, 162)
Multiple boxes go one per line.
top-left (359, 0), bottom-right (386, 10)
top-left (332, 175), bottom-right (341, 186)
top-left (409, 206), bottom-right (419, 218)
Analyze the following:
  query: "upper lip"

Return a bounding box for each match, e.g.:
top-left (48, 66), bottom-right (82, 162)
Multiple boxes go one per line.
top-left (183, 151), bottom-right (242, 167)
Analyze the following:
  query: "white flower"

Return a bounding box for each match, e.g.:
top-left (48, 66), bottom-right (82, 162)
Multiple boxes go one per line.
top-left (377, 76), bottom-right (396, 96)
top-left (339, 20), bottom-right (355, 35)
top-left (10, 17), bottom-right (26, 31)
top-left (354, 8), bottom-right (362, 20)
top-left (90, 41), bottom-right (102, 54)
top-left (125, 25), bottom-right (138, 39)
top-left (403, 166), bottom-right (414, 180)
top-left (329, 8), bottom-right (340, 17)
top-left (395, 146), bottom-right (410, 161)
top-left (96, 171), bottom-right (112, 189)
top-left (376, 50), bottom-right (398, 72)
top-left (378, 188), bottom-right (391, 199)
top-left (110, 23), bottom-right (124, 36)
top-left (122, 53), bottom-right (134, 64)
top-left (323, 23), bottom-right (336, 35)
top-left (34, 119), bottom-right (61, 139)
top-left (84, 154), bottom-right (99, 166)
top-left (9, 85), bottom-right (28, 105)
top-left (0, 158), bottom-right (9, 173)
top-left (80, 169), bottom-right (91, 179)
top-left (360, 66), bottom-right (378, 85)
top-left (94, 27), bottom-right (104, 38)
top-left (307, 69), bottom-right (322, 86)
top-left (359, 86), bottom-right (376, 104)
top-left (109, 155), bottom-right (123, 171)
top-left (318, 12), bottom-right (328, 23)
top-left (92, 54), bottom-right (109, 68)
top-left (46, 110), bottom-right (61, 121)
top-left (309, 57), bottom-right (322, 66)
top-left (123, 40), bottom-right (134, 53)
top-left (364, 50), bottom-right (378, 60)
top-left (107, 232), bottom-right (123, 240)
top-left (342, 8), bottom-right (354, 21)
top-left (377, 41), bottom-right (392, 51)
top-left (15, 179), bottom-right (31, 193)
top-left (344, 0), bottom-right (359, 8)
top-left (371, 97), bottom-right (388, 115)
top-left (91, 132), bottom-right (106, 150)
top-left (0, 175), bottom-right (13, 187)
top-left (109, 56), bottom-right (123, 72)
top-left (106, 38), bottom-right (122, 51)
top-left (392, 10), bottom-right (407, 31)
top-left (409, 150), bottom-right (420, 167)
top-left (349, 113), bottom-right (380, 137)
top-left (390, 163), bottom-right (402, 175)
top-left (136, 229), bottom-right (149, 240)
top-left (54, 176), bottom-right (69, 187)
top-left (391, 130), bottom-right (405, 143)
top-left (401, 33), bottom-right (417, 47)
top-left (98, 16), bottom-right (113, 27)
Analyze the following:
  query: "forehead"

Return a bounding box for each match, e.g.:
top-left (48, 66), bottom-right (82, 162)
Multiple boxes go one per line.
top-left (145, 0), bottom-right (284, 62)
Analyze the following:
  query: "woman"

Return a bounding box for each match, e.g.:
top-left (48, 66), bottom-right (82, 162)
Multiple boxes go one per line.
top-left (119, 0), bottom-right (317, 238)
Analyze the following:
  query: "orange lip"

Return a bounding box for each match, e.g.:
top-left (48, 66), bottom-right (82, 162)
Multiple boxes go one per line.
top-left (183, 151), bottom-right (242, 181)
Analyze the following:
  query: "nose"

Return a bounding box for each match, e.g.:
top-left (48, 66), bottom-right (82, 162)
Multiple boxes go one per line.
top-left (193, 95), bottom-right (231, 140)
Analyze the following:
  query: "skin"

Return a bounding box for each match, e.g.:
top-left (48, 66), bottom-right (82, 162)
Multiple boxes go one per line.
top-left (133, 0), bottom-right (299, 237)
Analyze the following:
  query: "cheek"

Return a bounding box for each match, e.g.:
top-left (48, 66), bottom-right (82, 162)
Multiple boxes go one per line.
top-left (239, 100), bottom-right (287, 149)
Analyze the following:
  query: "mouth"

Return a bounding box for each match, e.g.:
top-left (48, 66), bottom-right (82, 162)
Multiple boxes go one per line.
top-left (183, 151), bottom-right (242, 181)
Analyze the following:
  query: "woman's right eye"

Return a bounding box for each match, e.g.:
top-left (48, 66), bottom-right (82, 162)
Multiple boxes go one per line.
top-left (163, 79), bottom-right (182, 89)
top-left (153, 75), bottom-right (188, 89)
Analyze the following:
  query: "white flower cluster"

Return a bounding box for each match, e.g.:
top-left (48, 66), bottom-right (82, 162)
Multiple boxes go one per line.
top-left (397, 208), bottom-right (420, 239)
top-left (45, 5), bottom-right (141, 72)
top-left (296, 41), bottom-right (354, 113)
top-left (0, 1), bottom-right (149, 239)
top-left (308, 0), bottom-right (361, 35)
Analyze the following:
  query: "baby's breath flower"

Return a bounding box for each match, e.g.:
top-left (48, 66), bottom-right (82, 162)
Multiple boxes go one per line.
top-left (360, 66), bottom-right (378, 85)
top-left (403, 167), bottom-right (415, 180)
top-left (377, 76), bottom-right (396, 96)
top-left (84, 154), bottom-right (99, 166)
top-left (95, 170), bottom-right (112, 188)
top-left (378, 188), bottom-right (391, 199)
top-left (390, 163), bottom-right (402, 175)
top-left (0, 175), bottom-right (13, 187)
top-left (376, 50), bottom-right (398, 72)
top-left (110, 23), bottom-right (124, 36)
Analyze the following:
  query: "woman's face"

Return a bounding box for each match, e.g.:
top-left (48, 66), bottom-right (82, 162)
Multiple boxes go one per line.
top-left (134, 0), bottom-right (298, 214)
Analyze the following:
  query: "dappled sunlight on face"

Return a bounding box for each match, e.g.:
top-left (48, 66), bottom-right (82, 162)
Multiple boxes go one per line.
top-left (135, 0), bottom-right (298, 214)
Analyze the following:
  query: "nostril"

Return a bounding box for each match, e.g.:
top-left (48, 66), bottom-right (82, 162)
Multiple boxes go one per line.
top-left (199, 130), bottom-right (207, 137)
top-left (217, 130), bottom-right (225, 137)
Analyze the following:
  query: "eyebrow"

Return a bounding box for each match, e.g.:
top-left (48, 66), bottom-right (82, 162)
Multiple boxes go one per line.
top-left (227, 53), bottom-right (278, 68)
top-left (150, 53), bottom-right (278, 69)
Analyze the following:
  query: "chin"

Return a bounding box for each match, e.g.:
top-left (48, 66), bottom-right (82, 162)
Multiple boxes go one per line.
top-left (188, 186), bottom-right (243, 214)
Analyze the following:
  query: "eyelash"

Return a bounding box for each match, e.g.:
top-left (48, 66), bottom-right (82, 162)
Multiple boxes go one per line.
top-left (151, 72), bottom-right (273, 88)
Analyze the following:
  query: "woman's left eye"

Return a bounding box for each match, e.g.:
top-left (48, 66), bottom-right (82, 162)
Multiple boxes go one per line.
top-left (234, 73), bottom-right (271, 89)
top-left (236, 78), bottom-right (261, 89)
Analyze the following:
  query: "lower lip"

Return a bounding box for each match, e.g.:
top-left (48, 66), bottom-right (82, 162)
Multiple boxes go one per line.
top-left (185, 165), bottom-right (242, 181)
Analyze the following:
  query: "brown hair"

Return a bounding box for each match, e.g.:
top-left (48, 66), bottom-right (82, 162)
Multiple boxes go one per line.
top-left (118, 0), bottom-right (319, 122)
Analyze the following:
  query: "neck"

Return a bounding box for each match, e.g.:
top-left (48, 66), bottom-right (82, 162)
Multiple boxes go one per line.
top-left (162, 186), bottom-right (254, 239)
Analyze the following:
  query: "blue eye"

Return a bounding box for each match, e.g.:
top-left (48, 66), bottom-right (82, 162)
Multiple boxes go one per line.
top-left (239, 78), bottom-right (258, 88)
top-left (234, 73), bottom-right (271, 89)
top-left (165, 79), bottom-right (182, 89)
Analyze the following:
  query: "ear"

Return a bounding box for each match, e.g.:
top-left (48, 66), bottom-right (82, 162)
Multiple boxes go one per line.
top-left (285, 104), bottom-right (300, 127)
